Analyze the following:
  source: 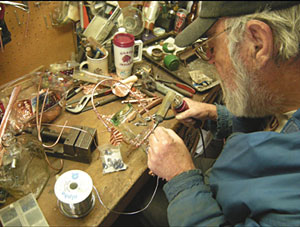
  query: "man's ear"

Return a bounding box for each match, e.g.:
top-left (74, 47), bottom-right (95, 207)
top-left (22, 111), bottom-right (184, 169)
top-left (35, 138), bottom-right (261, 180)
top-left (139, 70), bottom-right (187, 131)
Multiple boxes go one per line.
top-left (245, 20), bottom-right (273, 68)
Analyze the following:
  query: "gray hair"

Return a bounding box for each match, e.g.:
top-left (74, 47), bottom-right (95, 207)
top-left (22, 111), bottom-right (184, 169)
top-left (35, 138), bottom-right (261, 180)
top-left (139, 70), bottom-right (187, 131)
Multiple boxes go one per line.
top-left (225, 4), bottom-right (300, 62)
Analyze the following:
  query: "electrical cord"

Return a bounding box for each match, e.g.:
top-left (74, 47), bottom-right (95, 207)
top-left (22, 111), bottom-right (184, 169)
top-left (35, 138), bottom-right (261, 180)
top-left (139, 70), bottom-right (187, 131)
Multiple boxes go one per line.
top-left (199, 128), bottom-right (207, 158)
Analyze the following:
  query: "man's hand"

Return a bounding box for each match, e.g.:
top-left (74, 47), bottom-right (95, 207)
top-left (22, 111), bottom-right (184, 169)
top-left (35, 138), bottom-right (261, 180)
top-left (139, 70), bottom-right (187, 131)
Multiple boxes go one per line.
top-left (175, 98), bottom-right (217, 126)
top-left (147, 126), bottom-right (195, 181)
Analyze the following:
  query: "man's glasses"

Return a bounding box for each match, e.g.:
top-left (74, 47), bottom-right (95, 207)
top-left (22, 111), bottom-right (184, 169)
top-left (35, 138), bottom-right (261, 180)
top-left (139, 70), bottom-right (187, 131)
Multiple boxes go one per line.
top-left (194, 27), bottom-right (231, 61)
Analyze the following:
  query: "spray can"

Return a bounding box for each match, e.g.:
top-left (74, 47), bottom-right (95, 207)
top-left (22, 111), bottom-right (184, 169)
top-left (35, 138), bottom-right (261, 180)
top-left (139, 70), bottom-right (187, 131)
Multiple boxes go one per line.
top-left (174, 8), bottom-right (188, 33)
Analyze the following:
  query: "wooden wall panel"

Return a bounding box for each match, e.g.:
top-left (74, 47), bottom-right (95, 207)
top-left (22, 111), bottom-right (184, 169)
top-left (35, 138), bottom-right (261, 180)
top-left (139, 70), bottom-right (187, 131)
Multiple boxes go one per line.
top-left (0, 1), bottom-right (76, 86)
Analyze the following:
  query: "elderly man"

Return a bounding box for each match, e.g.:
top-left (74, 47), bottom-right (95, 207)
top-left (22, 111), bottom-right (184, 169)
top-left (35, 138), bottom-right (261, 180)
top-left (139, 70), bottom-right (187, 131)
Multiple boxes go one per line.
top-left (147, 1), bottom-right (300, 226)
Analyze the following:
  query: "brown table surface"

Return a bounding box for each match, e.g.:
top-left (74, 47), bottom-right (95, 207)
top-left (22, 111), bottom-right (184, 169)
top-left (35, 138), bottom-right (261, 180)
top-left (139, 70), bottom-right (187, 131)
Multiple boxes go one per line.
top-left (2, 58), bottom-right (215, 226)
top-left (37, 97), bottom-right (172, 226)
top-left (37, 85), bottom-right (207, 226)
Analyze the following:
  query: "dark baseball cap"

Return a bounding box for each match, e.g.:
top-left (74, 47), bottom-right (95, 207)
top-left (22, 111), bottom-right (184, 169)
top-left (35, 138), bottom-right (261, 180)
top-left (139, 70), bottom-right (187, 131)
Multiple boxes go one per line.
top-left (175, 1), bottom-right (300, 47)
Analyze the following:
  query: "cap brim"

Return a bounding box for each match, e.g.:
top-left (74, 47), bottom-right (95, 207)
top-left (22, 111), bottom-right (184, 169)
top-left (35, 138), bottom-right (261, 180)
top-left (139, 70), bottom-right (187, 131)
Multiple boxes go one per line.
top-left (175, 17), bottom-right (217, 47)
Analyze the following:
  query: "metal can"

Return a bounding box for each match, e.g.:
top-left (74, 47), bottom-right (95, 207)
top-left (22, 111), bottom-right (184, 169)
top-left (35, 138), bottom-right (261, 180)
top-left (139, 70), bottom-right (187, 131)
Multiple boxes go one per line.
top-left (174, 8), bottom-right (188, 33)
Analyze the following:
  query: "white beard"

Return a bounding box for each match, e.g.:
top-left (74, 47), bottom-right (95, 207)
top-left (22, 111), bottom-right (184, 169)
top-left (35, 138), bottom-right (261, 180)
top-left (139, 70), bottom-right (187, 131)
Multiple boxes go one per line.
top-left (221, 42), bottom-right (283, 117)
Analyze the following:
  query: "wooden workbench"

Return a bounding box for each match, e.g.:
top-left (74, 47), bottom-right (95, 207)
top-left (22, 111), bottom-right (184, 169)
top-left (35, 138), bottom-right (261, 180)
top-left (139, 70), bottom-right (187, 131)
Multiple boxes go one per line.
top-left (35, 78), bottom-right (219, 226)
top-left (36, 88), bottom-right (206, 226)
top-left (37, 97), bottom-right (164, 226)
top-left (1, 57), bottom-right (218, 226)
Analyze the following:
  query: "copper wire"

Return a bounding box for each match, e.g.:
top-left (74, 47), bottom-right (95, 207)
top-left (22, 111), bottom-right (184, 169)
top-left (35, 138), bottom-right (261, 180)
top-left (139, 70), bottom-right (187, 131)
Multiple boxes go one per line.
top-left (35, 74), bottom-right (65, 173)
top-left (90, 78), bottom-right (156, 147)
top-left (0, 86), bottom-right (21, 166)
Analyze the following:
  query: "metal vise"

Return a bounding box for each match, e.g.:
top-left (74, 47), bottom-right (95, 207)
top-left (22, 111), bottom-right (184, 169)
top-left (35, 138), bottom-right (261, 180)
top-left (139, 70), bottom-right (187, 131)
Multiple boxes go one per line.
top-left (26, 126), bottom-right (98, 164)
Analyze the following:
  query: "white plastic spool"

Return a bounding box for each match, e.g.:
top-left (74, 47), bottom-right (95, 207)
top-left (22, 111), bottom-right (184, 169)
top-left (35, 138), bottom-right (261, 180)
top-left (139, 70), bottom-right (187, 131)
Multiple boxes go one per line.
top-left (54, 170), bottom-right (95, 218)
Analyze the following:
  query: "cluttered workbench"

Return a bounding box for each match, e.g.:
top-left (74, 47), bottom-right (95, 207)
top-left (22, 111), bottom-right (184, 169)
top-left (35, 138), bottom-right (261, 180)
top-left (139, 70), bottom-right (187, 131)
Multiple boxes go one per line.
top-left (36, 62), bottom-right (218, 226)
top-left (0, 1), bottom-right (221, 226)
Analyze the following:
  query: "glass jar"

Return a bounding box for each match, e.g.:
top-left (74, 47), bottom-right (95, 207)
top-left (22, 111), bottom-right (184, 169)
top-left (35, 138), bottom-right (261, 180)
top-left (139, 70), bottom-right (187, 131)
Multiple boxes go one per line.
top-left (0, 133), bottom-right (49, 199)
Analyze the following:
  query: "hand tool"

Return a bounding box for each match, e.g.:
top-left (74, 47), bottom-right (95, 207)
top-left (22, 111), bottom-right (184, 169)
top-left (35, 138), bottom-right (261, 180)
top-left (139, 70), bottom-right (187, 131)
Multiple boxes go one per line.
top-left (139, 88), bottom-right (157, 98)
top-left (154, 74), bottom-right (196, 94)
top-left (155, 81), bottom-right (184, 98)
top-left (153, 90), bottom-right (177, 129)
top-left (66, 87), bottom-right (112, 105)
top-left (111, 75), bottom-right (138, 97)
top-left (66, 88), bottom-right (112, 113)
top-left (143, 51), bottom-right (193, 86)
top-left (138, 97), bottom-right (163, 116)
top-left (72, 69), bottom-right (112, 83)
top-left (65, 85), bottom-right (85, 100)
top-left (80, 95), bottom-right (120, 113)
top-left (164, 82), bottom-right (193, 97)
top-left (172, 95), bottom-right (202, 128)
top-left (134, 91), bottom-right (176, 147)
top-left (25, 126), bottom-right (97, 164)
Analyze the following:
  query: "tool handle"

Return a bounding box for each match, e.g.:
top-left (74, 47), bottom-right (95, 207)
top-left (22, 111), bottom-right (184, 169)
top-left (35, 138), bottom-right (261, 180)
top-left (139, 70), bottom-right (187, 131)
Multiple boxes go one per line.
top-left (173, 97), bottom-right (202, 128)
top-left (81, 96), bottom-right (119, 113)
top-left (139, 98), bottom-right (163, 115)
top-left (156, 91), bottom-right (176, 122)
top-left (165, 83), bottom-right (193, 98)
top-left (174, 83), bottom-right (196, 94)
top-left (120, 75), bottom-right (138, 84)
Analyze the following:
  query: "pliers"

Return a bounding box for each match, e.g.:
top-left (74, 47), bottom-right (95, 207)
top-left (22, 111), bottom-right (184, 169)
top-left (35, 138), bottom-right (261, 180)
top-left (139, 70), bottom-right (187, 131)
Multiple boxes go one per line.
top-left (66, 88), bottom-right (112, 113)
top-left (154, 74), bottom-right (196, 97)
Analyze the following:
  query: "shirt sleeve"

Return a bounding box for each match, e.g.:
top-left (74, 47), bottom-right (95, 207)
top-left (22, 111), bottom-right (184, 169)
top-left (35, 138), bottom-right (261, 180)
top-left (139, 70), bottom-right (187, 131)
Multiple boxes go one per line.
top-left (163, 169), bottom-right (272, 226)
top-left (205, 104), bottom-right (233, 139)
top-left (163, 169), bottom-right (226, 226)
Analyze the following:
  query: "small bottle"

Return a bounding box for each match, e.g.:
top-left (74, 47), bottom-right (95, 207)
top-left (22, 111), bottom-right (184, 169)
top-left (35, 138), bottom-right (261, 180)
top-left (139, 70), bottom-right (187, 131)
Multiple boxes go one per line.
top-left (143, 1), bottom-right (160, 31)
top-left (186, 1), bottom-right (198, 26)
top-left (173, 1), bottom-right (179, 12)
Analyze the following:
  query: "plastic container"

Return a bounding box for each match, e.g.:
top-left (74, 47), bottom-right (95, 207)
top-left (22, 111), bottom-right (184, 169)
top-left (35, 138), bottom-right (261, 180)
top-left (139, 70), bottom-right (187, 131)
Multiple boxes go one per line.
top-left (164, 54), bottom-right (180, 71)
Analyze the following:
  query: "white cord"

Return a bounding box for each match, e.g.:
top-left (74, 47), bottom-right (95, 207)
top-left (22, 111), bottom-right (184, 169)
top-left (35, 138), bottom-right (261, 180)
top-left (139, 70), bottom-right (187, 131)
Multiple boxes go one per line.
top-left (93, 176), bottom-right (159, 215)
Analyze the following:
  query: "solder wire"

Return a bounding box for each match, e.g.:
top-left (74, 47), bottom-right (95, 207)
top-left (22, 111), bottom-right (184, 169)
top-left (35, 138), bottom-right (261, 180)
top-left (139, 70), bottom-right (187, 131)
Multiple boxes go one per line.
top-left (56, 175), bottom-right (159, 216)
top-left (58, 192), bottom-right (95, 217)
top-left (93, 176), bottom-right (160, 215)
top-left (45, 124), bottom-right (160, 215)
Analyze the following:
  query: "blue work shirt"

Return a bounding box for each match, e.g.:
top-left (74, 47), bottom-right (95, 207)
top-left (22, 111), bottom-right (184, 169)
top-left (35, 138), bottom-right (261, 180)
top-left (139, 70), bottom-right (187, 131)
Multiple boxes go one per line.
top-left (163, 106), bottom-right (300, 226)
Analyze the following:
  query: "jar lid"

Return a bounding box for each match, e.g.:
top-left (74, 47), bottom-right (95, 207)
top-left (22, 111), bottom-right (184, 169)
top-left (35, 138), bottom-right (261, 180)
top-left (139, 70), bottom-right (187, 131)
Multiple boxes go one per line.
top-left (163, 43), bottom-right (175, 53)
top-left (152, 48), bottom-right (163, 61)
top-left (113, 33), bottom-right (135, 47)
top-left (153, 27), bottom-right (166, 37)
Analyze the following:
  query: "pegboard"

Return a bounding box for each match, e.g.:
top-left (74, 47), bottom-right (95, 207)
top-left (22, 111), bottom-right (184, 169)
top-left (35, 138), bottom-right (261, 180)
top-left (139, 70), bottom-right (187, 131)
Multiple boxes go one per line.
top-left (0, 1), bottom-right (76, 86)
